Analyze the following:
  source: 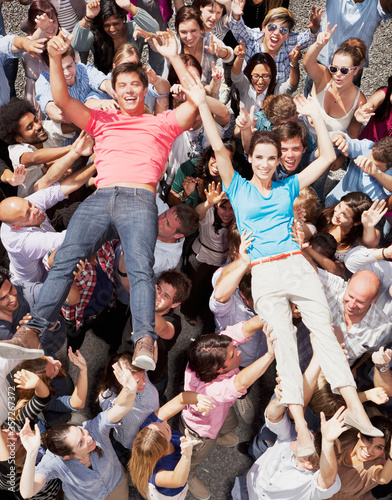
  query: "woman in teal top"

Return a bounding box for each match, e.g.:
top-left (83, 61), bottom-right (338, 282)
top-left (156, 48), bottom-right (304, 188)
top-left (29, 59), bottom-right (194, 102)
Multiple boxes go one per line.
top-left (186, 79), bottom-right (384, 459)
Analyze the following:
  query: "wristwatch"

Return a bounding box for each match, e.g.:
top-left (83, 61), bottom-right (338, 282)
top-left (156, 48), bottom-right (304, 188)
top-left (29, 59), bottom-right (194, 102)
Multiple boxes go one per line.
top-left (375, 364), bottom-right (390, 373)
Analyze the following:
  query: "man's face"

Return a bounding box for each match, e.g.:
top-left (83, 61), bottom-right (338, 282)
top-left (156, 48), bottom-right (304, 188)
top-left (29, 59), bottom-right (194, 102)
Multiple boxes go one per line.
top-left (155, 281), bottom-right (179, 313)
top-left (62, 55), bottom-right (77, 87)
top-left (218, 342), bottom-right (242, 374)
top-left (370, 151), bottom-right (388, 172)
top-left (0, 280), bottom-right (19, 315)
top-left (11, 199), bottom-right (46, 229)
top-left (114, 72), bottom-right (147, 116)
top-left (16, 113), bottom-right (47, 144)
top-left (280, 137), bottom-right (306, 173)
top-left (158, 208), bottom-right (183, 241)
top-left (343, 279), bottom-right (377, 317)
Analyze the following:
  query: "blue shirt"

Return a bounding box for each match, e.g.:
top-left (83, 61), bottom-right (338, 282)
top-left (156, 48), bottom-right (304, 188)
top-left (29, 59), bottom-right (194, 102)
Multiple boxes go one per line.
top-left (0, 35), bottom-right (22, 106)
top-left (325, 133), bottom-right (392, 206)
top-left (224, 171), bottom-right (300, 260)
top-left (35, 411), bottom-right (123, 500)
top-left (35, 62), bottom-right (108, 116)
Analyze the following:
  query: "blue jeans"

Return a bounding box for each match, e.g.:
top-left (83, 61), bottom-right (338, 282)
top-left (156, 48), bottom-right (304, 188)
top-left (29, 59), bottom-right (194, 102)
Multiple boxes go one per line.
top-left (28, 187), bottom-right (158, 346)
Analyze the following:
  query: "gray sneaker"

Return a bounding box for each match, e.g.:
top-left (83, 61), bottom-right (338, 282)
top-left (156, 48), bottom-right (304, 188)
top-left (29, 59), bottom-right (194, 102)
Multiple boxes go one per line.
top-left (132, 336), bottom-right (156, 371)
top-left (0, 326), bottom-right (43, 359)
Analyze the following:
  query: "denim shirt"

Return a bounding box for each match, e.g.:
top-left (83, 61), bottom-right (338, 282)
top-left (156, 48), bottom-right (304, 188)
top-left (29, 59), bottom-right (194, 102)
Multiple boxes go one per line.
top-left (35, 411), bottom-right (124, 500)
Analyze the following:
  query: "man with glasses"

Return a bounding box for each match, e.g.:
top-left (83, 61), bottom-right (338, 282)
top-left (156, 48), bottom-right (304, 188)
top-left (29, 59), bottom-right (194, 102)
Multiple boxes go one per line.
top-left (229, 3), bottom-right (322, 85)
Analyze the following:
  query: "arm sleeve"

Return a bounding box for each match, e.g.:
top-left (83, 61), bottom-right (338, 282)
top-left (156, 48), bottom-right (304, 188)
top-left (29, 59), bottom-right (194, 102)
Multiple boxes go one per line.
top-left (35, 72), bottom-right (54, 115)
top-left (16, 393), bottom-right (52, 431)
top-left (71, 22), bottom-right (95, 53)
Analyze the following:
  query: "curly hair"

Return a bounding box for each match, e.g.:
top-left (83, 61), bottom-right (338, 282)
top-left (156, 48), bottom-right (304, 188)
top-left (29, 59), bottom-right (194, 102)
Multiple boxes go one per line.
top-left (0, 98), bottom-right (36, 145)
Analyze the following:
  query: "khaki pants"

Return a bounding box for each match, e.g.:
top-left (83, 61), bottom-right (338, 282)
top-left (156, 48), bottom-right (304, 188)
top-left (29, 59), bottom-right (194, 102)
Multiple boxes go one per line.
top-left (105, 472), bottom-right (129, 500)
top-left (179, 406), bottom-right (238, 479)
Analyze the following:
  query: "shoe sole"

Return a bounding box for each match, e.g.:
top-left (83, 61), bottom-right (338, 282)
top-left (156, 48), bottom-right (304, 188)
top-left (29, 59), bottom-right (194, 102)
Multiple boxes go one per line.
top-left (132, 355), bottom-right (156, 371)
top-left (0, 344), bottom-right (44, 360)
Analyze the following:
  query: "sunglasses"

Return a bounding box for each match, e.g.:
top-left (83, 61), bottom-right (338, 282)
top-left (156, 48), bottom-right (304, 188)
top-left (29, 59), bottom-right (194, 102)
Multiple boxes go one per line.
top-left (266, 23), bottom-right (289, 35)
top-left (328, 65), bottom-right (357, 75)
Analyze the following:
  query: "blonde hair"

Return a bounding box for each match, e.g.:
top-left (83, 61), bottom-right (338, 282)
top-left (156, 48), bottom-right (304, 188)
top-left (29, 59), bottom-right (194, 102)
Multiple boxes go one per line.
top-left (262, 7), bottom-right (295, 31)
top-left (129, 426), bottom-right (169, 498)
top-left (113, 43), bottom-right (141, 67)
top-left (293, 187), bottom-right (318, 223)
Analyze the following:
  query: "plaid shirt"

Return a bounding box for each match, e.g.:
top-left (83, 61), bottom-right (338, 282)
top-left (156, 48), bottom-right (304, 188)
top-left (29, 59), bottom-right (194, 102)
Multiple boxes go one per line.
top-left (318, 269), bottom-right (392, 365)
top-left (43, 240), bottom-right (118, 328)
top-left (228, 14), bottom-right (318, 84)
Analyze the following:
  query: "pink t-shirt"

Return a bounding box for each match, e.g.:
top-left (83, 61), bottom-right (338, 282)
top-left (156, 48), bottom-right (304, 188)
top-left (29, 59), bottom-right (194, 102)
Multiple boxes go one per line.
top-left (84, 109), bottom-right (184, 188)
top-left (182, 322), bottom-right (248, 439)
top-left (359, 88), bottom-right (392, 142)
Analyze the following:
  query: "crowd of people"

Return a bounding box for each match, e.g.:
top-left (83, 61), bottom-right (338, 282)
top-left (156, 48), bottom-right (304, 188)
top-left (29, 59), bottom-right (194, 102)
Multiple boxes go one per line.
top-left (0, 0), bottom-right (392, 499)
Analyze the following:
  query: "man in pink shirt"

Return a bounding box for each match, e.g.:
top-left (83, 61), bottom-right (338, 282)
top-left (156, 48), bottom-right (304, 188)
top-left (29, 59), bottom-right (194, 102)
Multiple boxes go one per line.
top-left (179, 317), bottom-right (275, 500)
top-left (0, 30), bottom-right (199, 369)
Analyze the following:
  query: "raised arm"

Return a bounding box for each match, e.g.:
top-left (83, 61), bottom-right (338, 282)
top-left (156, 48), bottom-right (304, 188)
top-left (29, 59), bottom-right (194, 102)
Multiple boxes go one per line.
top-left (156, 391), bottom-right (213, 421)
top-left (68, 348), bottom-right (88, 410)
top-left (297, 95), bottom-right (336, 189)
top-left (47, 32), bottom-right (92, 130)
top-left (19, 419), bottom-right (47, 499)
top-left (186, 79), bottom-right (235, 187)
top-left (59, 161), bottom-right (96, 196)
top-left (302, 23), bottom-right (337, 91)
top-left (106, 361), bottom-right (137, 423)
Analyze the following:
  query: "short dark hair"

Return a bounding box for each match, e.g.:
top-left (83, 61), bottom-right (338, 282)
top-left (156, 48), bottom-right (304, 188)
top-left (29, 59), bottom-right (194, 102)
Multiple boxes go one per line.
top-left (0, 267), bottom-right (11, 289)
top-left (111, 62), bottom-right (148, 90)
top-left (309, 233), bottom-right (337, 260)
top-left (274, 120), bottom-right (308, 149)
top-left (157, 270), bottom-right (192, 303)
top-left (187, 333), bottom-right (232, 382)
top-left (372, 137), bottom-right (392, 165)
top-left (171, 204), bottom-right (199, 237)
top-left (42, 44), bottom-right (75, 68)
top-left (0, 98), bottom-right (36, 144)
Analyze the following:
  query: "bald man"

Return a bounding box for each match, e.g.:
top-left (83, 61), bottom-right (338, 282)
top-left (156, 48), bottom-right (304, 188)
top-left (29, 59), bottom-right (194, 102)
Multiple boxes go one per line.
top-left (318, 269), bottom-right (392, 365)
top-left (0, 163), bottom-right (95, 283)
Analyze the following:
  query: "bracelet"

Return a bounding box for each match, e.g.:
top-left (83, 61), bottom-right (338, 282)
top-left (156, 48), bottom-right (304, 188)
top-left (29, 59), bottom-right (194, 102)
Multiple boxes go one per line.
top-left (389, 455), bottom-right (392, 461)
top-left (375, 364), bottom-right (390, 373)
top-left (179, 190), bottom-right (188, 201)
top-left (382, 248), bottom-right (387, 260)
top-left (84, 16), bottom-right (93, 25)
top-left (85, 15), bottom-right (94, 21)
top-left (221, 47), bottom-right (229, 58)
top-left (290, 63), bottom-right (299, 68)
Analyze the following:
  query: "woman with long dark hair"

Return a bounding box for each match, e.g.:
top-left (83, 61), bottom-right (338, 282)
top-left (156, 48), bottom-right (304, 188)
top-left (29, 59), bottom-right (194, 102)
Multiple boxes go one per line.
top-left (71, 0), bottom-right (160, 75)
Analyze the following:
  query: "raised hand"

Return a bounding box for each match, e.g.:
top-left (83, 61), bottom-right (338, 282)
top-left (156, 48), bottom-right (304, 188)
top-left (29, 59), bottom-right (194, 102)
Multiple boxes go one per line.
top-left (68, 347), bottom-right (88, 372)
top-left (320, 406), bottom-right (349, 442)
top-left (331, 132), bottom-right (349, 156)
top-left (372, 346), bottom-right (392, 367)
top-left (315, 22), bottom-right (337, 48)
top-left (294, 94), bottom-right (319, 118)
top-left (195, 394), bottom-right (214, 416)
top-left (86, 0), bottom-right (100, 19)
top-left (355, 155), bottom-right (381, 177)
top-left (8, 165), bottom-right (27, 187)
top-left (47, 31), bottom-right (74, 59)
top-left (22, 37), bottom-right (47, 60)
top-left (113, 360), bottom-right (137, 394)
top-left (211, 61), bottom-right (223, 84)
top-left (14, 369), bottom-right (41, 390)
top-left (180, 429), bottom-right (200, 457)
top-left (235, 105), bottom-right (255, 130)
top-left (133, 28), bottom-right (157, 42)
top-left (308, 5), bottom-right (324, 34)
top-left (361, 199), bottom-right (387, 228)
top-left (182, 176), bottom-right (197, 197)
top-left (182, 77), bottom-right (207, 107)
top-left (364, 387), bottom-right (389, 405)
top-left (239, 229), bottom-right (254, 266)
top-left (264, 323), bottom-right (276, 358)
top-left (20, 419), bottom-right (41, 454)
top-left (231, 0), bottom-right (245, 19)
top-left (204, 181), bottom-right (224, 206)
top-left (354, 103), bottom-right (375, 124)
top-left (288, 44), bottom-right (302, 67)
top-left (205, 37), bottom-right (223, 57)
top-left (152, 30), bottom-right (178, 59)
top-left (34, 13), bottom-right (54, 32)
top-left (72, 131), bottom-right (94, 157)
top-left (234, 41), bottom-right (246, 59)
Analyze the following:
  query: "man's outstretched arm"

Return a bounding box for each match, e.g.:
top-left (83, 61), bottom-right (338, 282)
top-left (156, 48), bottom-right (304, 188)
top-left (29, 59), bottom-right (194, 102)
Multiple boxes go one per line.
top-left (48, 32), bottom-right (92, 130)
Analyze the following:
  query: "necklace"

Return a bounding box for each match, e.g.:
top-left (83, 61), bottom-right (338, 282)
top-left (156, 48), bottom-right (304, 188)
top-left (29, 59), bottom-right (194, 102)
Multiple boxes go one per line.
top-left (331, 84), bottom-right (352, 104)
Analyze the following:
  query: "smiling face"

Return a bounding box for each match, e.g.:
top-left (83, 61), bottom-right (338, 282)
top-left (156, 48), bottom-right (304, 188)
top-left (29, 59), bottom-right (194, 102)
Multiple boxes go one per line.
top-left (331, 201), bottom-right (355, 228)
top-left (103, 15), bottom-right (126, 40)
top-left (155, 281), bottom-right (179, 313)
top-left (114, 71), bottom-right (147, 116)
top-left (343, 277), bottom-right (378, 318)
top-left (61, 55), bottom-right (77, 87)
top-left (16, 112), bottom-right (48, 145)
top-left (250, 63), bottom-right (272, 95)
top-left (178, 19), bottom-right (202, 48)
top-left (0, 280), bottom-right (19, 316)
top-left (249, 142), bottom-right (280, 183)
top-left (262, 19), bottom-right (290, 54)
top-left (352, 434), bottom-right (386, 463)
top-left (199, 3), bottom-right (223, 30)
top-left (217, 200), bottom-right (234, 226)
top-left (280, 137), bottom-right (305, 173)
top-left (10, 198), bottom-right (46, 229)
top-left (65, 427), bottom-right (96, 460)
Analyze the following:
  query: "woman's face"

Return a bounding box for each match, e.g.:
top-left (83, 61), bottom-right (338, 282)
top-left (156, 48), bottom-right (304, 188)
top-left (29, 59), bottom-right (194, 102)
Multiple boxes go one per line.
top-left (331, 201), bottom-right (356, 228)
top-left (178, 20), bottom-right (202, 48)
top-left (45, 356), bottom-right (61, 378)
top-left (199, 3), bottom-right (223, 31)
top-left (208, 149), bottom-right (233, 179)
top-left (149, 420), bottom-right (172, 442)
top-left (352, 434), bottom-right (386, 462)
top-left (250, 63), bottom-right (272, 95)
top-left (65, 426), bottom-right (96, 459)
top-left (330, 53), bottom-right (358, 89)
top-left (103, 15), bottom-right (126, 40)
top-left (217, 200), bottom-right (234, 225)
top-left (250, 142), bottom-right (280, 182)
